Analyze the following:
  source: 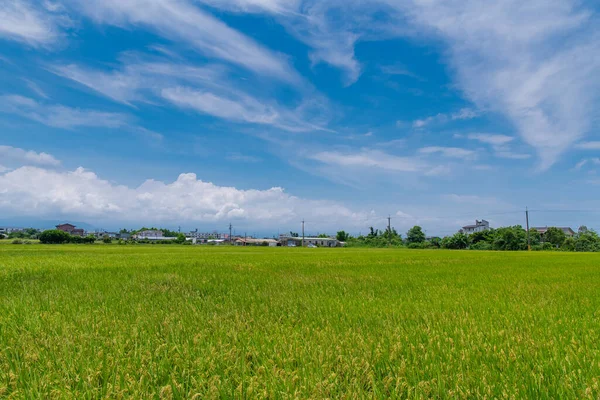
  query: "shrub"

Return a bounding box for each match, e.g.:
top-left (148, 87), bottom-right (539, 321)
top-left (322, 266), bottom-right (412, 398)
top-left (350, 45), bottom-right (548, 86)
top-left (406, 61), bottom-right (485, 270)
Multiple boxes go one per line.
top-left (23, 240), bottom-right (32, 245)
top-left (442, 233), bottom-right (469, 250)
top-left (470, 241), bottom-right (492, 250)
top-left (103, 236), bottom-right (113, 244)
top-left (39, 230), bottom-right (71, 244)
top-left (12, 239), bottom-right (23, 244)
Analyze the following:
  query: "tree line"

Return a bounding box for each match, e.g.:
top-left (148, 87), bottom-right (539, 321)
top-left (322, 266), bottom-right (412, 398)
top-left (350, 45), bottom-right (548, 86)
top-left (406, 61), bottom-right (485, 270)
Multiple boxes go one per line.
top-left (338, 225), bottom-right (600, 252)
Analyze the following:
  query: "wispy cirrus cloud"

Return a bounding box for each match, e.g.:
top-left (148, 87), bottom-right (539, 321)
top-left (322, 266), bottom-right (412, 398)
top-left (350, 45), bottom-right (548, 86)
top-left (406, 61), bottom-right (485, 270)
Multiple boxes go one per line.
top-left (575, 142), bottom-right (600, 150)
top-left (310, 149), bottom-right (424, 172)
top-left (0, 95), bottom-right (130, 129)
top-left (67, 0), bottom-right (300, 84)
top-left (412, 108), bottom-right (479, 128)
top-left (0, 0), bottom-right (69, 46)
top-left (206, 0), bottom-right (599, 168)
top-left (51, 56), bottom-right (331, 132)
top-left (418, 146), bottom-right (475, 159)
top-left (455, 132), bottom-right (531, 160)
top-left (394, 0), bottom-right (600, 169)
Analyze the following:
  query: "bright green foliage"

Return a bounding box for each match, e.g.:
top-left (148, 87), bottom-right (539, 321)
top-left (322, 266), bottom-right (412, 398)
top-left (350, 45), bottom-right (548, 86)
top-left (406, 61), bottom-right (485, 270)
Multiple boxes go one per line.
top-left (39, 229), bottom-right (72, 244)
top-left (441, 232), bottom-right (469, 249)
top-left (175, 233), bottom-right (187, 244)
top-left (2, 246), bottom-right (600, 398)
top-left (406, 225), bottom-right (426, 244)
top-left (544, 227), bottom-right (567, 247)
top-left (492, 226), bottom-right (528, 251)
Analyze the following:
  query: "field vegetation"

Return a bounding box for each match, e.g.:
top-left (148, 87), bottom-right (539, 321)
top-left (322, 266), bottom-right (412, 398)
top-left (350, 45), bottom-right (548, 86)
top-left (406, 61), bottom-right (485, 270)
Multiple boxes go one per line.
top-left (1, 246), bottom-right (600, 398)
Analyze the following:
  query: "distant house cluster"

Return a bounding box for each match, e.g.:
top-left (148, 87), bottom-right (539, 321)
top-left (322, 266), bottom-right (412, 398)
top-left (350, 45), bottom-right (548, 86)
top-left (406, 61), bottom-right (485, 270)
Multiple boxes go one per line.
top-left (458, 219), bottom-right (576, 239)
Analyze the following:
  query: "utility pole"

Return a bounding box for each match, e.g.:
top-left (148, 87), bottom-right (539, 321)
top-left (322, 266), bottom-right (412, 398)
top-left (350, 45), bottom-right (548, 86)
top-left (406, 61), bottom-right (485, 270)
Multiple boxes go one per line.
top-left (387, 215), bottom-right (392, 246)
top-left (526, 207), bottom-right (531, 251)
top-left (302, 220), bottom-right (305, 248)
top-left (229, 223), bottom-right (233, 245)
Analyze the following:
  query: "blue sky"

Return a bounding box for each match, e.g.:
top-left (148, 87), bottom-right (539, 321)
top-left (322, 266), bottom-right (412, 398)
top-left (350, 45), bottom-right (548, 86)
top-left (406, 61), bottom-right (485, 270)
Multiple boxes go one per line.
top-left (0, 0), bottom-right (599, 236)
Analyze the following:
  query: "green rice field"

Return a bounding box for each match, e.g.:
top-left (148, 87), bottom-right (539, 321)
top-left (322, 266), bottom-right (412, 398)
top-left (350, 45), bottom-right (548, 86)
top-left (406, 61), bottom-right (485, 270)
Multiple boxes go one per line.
top-left (2, 245), bottom-right (600, 398)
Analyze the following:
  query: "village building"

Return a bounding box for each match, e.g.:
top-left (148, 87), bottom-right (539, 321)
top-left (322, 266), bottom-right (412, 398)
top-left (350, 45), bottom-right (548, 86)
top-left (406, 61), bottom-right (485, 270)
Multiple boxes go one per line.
top-left (235, 238), bottom-right (279, 247)
top-left (280, 237), bottom-right (341, 247)
top-left (459, 220), bottom-right (490, 235)
top-left (56, 223), bottom-right (85, 237)
top-left (531, 226), bottom-right (576, 237)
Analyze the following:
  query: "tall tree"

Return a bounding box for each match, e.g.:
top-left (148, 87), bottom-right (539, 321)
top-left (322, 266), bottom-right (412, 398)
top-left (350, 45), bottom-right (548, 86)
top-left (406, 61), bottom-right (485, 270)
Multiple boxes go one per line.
top-left (406, 226), bottom-right (426, 244)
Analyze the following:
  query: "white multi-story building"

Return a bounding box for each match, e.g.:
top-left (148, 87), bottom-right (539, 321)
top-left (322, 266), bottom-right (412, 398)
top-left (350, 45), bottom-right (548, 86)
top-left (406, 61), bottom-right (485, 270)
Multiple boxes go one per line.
top-left (460, 220), bottom-right (490, 235)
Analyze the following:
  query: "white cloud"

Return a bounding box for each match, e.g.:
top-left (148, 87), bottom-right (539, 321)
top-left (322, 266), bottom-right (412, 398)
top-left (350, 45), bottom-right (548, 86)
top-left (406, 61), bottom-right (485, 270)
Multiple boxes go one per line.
top-left (393, 0), bottom-right (600, 169)
top-left (0, 145), bottom-right (61, 167)
top-left (51, 58), bottom-right (330, 132)
top-left (0, 165), bottom-right (377, 230)
top-left (0, 0), bottom-right (66, 46)
top-left (212, 0), bottom-right (599, 166)
top-left (494, 151), bottom-right (531, 160)
top-left (575, 142), bottom-right (600, 150)
top-left (466, 133), bottom-right (514, 147)
top-left (412, 107), bottom-right (479, 128)
top-left (68, 0), bottom-right (299, 84)
top-left (310, 149), bottom-right (424, 172)
top-left (161, 86), bottom-right (327, 132)
top-left (0, 95), bottom-right (130, 129)
top-left (23, 79), bottom-right (49, 99)
top-left (574, 158), bottom-right (600, 170)
top-left (196, 0), bottom-right (364, 85)
top-left (419, 146), bottom-right (475, 159)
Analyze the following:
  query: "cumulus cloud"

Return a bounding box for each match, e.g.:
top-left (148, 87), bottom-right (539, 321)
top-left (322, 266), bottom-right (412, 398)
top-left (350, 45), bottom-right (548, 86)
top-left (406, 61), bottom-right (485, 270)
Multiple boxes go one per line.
top-left (0, 165), bottom-right (378, 229)
top-left (0, 145), bottom-right (61, 167)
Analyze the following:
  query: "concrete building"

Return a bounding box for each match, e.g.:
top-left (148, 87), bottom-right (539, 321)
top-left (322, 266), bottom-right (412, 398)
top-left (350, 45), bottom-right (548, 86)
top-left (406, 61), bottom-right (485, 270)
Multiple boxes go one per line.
top-left (135, 230), bottom-right (164, 239)
top-left (235, 238), bottom-right (279, 246)
top-left (460, 220), bottom-right (490, 235)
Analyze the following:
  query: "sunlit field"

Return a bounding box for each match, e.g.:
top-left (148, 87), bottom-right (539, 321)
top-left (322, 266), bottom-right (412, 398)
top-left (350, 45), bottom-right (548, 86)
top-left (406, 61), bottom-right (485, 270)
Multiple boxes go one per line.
top-left (1, 245), bottom-right (600, 398)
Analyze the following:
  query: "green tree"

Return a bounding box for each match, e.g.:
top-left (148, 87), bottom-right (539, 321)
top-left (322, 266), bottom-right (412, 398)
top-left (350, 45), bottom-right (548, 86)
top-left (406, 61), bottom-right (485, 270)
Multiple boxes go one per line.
top-left (544, 227), bottom-right (567, 247)
top-left (493, 226), bottom-right (527, 251)
top-left (39, 229), bottom-right (71, 244)
top-left (103, 235), bottom-right (112, 244)
top-left (336, 231), bottom-right (350, 242)
top-left (175, 233), bottom-right (187, 244)
top-left (289, 231), bottom-right (299, 238)
top-left (317, 234), bottom-right (329, 238)
top-left (441, 233), bottom-right (468, 249)
top-left (575, 230), bottom-right (600, 252)
top-left (406, 226), bottom-right (426, 244)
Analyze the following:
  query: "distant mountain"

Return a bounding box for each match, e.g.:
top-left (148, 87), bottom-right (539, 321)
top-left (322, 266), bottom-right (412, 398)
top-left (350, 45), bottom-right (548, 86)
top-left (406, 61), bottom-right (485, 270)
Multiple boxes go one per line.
top-left (0, 217), bottom-right (97, 231)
